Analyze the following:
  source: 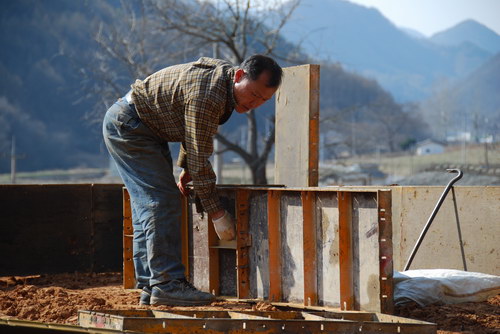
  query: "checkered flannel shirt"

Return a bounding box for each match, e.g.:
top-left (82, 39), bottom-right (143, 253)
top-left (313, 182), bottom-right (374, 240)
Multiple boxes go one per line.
top-left (130, 57), bottom-right (236, 214)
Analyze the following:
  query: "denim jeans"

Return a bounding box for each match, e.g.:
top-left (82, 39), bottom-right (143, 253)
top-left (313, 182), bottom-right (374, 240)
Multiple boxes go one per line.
top-left (102, 97), bottom-right (185, 288)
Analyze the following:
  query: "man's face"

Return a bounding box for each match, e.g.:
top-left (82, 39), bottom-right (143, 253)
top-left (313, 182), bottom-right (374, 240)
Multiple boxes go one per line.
top-left (233, 69), bottom-right (278, 113)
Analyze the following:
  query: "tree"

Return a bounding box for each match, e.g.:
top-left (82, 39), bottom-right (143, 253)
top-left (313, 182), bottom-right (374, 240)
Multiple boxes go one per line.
top-left (146, 0), bottom-right (302, 184)
top-left (77, 0), bottom-right (302, 184)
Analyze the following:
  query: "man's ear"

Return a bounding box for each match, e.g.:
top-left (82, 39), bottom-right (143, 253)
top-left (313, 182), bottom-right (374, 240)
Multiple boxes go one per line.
top-left (234, 69), bottom-right (246, 83)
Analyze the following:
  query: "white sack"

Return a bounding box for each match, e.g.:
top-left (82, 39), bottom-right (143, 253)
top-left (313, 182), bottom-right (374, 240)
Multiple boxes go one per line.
top-left (394, 269), bottom-right (500, 306)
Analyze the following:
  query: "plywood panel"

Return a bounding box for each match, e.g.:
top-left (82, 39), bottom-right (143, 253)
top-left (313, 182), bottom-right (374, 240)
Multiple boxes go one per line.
top-left (353, 193), bottom-right (380, 312)
top-left (316, 192), bottom-right (341, 307)
top-left (190, 201), bottom-right (210, 292)
top-left (275, 64), bottom-right (320, 187)
top-left (248, 192), bottom-right (269, 299)
top-left (280, 193), bottom-right (304, 304)
top-left (391, 186), bottom-right (500, 275)
top-left (0, 184), bottom-right (123, 276)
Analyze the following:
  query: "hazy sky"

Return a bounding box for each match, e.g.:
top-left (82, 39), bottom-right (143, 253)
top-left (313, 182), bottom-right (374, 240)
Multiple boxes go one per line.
top-left (347, 0), bottom-right (500, 37)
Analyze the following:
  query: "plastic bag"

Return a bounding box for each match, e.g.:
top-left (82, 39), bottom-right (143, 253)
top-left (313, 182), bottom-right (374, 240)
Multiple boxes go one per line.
top-left (394, 269), bottom-right (500, 306)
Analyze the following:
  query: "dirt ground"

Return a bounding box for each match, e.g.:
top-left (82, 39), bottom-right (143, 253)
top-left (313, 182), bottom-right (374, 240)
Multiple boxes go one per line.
top-left (0, 272), bottom-right (499, 333)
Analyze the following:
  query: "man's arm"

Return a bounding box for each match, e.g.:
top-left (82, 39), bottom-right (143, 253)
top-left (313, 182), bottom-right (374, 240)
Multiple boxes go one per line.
top-left (183, 98), bottom-right (223, 214)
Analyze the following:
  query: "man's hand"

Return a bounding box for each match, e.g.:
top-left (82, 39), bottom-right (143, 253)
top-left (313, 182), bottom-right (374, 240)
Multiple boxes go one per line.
top-left (212, 210), bottom-right (236, 241)
top-left (177, 169), bottom-right (192, 196)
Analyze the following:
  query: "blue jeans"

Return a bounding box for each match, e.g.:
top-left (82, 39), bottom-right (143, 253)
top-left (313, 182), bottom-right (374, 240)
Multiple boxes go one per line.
top-left (102, 97), bottom-right (185, 288)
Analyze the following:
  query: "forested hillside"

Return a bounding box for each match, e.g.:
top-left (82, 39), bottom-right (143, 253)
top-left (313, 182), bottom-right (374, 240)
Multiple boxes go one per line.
top-left (0, 0), bottom-right (429, 174)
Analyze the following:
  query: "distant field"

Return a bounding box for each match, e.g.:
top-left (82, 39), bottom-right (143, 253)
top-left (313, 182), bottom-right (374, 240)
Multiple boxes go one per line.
top-left (1, 144), bottom-right (498, 184)
top-left (339, 143), bottom-right (500, 177)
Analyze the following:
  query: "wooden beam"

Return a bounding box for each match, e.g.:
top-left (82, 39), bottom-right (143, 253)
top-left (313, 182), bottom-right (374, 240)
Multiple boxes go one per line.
top-left (268, 190), bottom-right (282, 302)
top-left (236, 189), bottom-right (251, 299)
top-left (122, 188), bottom-right (135, 289)
top-left (338, 191), bottom-right (354, 310)
top-left (301, 191), bottom-right (318, 306)
top-left (378, 190), bottom-right (394, 314)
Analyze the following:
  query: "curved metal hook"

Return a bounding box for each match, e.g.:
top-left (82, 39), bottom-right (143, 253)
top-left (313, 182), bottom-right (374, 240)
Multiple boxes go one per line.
top-left (404, 169), bottom-right (463, 271)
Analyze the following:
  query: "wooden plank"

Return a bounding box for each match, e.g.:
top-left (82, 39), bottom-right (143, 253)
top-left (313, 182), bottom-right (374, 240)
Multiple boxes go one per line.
top-left (268, 190), bottom-right (282, 302)
top-left (190, 201), bottom-right (210, 292)
top-left (301, 191), bottom-right (318, 306)
top-left (378, 190), bottom-right (394, 314)
top-left (281, 193), bottom-right (305, 303)
top-left (338, 191), bottom-right (354, 310)
top-left (91, 184), bottom-right (123, 273)
top-left (236, 189), bottom-right (251, 299)
top-left (122, 188), bottom-right (135, 289)
top-left (248, 192), bottom-right (270, 299)
top-left (316, 192), bottom-right (341, 308)
top-left (208, 213), bottom-right (220, 296)
top-left (0, 184), bottom-right (94, 275)
top-left (275, 64), bottom-right (320, 187)
top-left (180, 195), bottom-right (189, 279)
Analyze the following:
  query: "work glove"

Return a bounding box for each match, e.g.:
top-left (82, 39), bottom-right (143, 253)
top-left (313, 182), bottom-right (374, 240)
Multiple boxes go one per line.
top-left (212, 210), bottom-right (236, 241)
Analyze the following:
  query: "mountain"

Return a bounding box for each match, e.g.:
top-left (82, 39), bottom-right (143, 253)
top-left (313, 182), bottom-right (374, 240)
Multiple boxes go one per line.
top-left (430, 19), bottom-right (500, 54)
top-left (281, 0), bottom-right (495, 102)
top-left (0, 0), bottom-right (107, 173)
top-left (419, 53), bottom-right (500, 140)
top-left (400, 27), bottom-right (426, 40)
top-left (0, 0), bottom-right (422, 173)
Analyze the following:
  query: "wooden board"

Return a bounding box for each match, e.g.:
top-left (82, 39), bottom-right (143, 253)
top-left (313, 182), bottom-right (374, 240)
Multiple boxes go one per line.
top-left (275, 64), bottom-right (320, 187)
top-left (0, 184), bottom-right (122, 276)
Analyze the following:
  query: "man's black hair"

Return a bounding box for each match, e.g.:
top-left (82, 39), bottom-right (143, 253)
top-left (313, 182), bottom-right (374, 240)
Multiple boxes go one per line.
top-left (241, 54), bottom-right (283, 87)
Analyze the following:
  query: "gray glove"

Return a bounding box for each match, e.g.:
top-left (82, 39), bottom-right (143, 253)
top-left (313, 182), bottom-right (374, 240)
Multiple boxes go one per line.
top-left (212, 210), bottom-right (236, 241)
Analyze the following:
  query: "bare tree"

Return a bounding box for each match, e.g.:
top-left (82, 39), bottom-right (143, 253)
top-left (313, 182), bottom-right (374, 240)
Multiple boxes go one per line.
top-left (147, 0), bottom-right (302, 184)
top-left (77, 0), bottom-right (302, 183)
top-left (76, 0), bottom-right (205, 123)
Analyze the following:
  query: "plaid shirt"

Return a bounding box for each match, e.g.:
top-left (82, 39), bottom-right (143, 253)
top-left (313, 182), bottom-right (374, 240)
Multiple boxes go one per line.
top-left (130, 57), bottom-right (236, 214)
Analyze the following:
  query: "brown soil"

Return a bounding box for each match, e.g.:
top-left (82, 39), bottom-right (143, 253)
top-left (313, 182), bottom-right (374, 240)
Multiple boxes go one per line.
top-left (1, 272), bottom-right (499, 333)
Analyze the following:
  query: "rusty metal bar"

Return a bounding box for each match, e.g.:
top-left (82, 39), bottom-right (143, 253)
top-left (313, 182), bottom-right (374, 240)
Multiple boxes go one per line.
top-left (181, 195), bottom-right (189, 279)
top-left (301, 191), bottom-right (318, 306)
top-left (377, 190), bottom-right (394, 314)
top-left (308, 65), bottom-right (320, 187)
top-left (122, 188), bottom-right (135, 289)
top-left (268, 190), bottom-right (282, 302)
top-left (338, 191), bottom-right (354, 310)
top-left (236, 189), bottom-right (251, 299)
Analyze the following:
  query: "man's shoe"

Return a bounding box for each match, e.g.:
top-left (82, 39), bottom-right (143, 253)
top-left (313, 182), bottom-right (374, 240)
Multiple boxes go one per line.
top-left (150, 279), bottom-right (215, 306)
top-left (139, 286), bottom-right (152, 305)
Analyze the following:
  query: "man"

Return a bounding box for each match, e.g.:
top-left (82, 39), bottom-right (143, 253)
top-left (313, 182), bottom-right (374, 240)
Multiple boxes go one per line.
top-left (102, 54), bottom-right (282, 306)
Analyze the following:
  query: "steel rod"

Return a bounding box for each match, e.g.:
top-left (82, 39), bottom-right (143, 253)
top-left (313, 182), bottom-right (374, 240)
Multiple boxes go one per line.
top-left (404, 169), bottom-right (463, 271)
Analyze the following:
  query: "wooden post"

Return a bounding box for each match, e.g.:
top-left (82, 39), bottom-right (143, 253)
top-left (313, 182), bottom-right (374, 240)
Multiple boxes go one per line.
top-left (122, 188), bottom-right (135, 289)
top-left (302, 191), bottom-right (318, 306)
top-left (338, 191), bottom-right (354, 310)
top-left (268, 190), bottom-right (282, 302)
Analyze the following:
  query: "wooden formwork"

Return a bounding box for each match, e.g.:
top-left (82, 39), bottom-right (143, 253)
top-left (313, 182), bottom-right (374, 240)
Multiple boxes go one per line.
top-left (78, 307), bottom-right (436, 333)
top-left (123, 186), bottom-right (394, 314)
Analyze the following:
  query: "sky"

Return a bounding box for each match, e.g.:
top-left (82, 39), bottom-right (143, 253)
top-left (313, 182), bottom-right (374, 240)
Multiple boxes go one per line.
top-left (347, 0), bottom-right (500, 37)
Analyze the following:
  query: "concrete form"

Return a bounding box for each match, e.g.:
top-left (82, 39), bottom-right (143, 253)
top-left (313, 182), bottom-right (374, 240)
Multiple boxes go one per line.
top-left (123, 186), bottom-right (395, 314)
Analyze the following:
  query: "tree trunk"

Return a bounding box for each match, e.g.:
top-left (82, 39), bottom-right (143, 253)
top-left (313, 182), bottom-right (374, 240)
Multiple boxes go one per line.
top-left (250, 160), bottom-right (268, 185)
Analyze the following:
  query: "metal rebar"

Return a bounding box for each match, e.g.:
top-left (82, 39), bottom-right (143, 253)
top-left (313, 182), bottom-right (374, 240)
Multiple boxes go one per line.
top-left (404, 169), bottom-right (463, 271)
